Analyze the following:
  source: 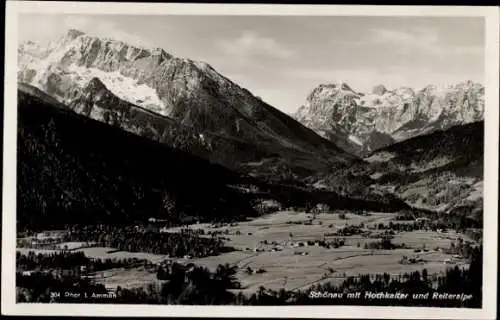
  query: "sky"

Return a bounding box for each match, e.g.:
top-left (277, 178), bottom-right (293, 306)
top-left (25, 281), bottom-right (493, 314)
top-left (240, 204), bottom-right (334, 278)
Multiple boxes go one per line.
top-left (18, 14), bottom-right (485, 114)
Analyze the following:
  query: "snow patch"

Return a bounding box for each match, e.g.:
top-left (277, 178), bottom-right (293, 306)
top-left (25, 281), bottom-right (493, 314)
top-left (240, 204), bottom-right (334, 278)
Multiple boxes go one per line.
top-left (364, 151), bottom-right (396, 163)
top-left (369, 172), bottom-right (384, 180)
top-left (89, 104), bottom-right (107, 122)
top-left (463, 181), bottom-right (483, 202)
top-left (348, 134), bottom-right (363, 146)
top-left (67, 65), bottom-right (170, 116)
top-left (410, 157), bottom-right (453, 173)
top-left (312, 181), bottom-right (328, 190)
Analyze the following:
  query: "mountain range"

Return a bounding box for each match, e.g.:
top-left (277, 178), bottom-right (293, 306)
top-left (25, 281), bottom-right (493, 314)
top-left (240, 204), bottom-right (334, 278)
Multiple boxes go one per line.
top-left (294, 81), bottom-right (484, 155)
top-left (17, 29), bottom-right (353, 180)
top-left (17, 84), bottom-right (410, 230)
top-left (16, 28), bottom-right (484, 222)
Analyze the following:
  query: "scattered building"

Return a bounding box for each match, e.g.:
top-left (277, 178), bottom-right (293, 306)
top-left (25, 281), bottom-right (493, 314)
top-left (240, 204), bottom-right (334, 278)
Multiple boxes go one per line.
top-left (254, 199), bottom-right (282, 214)
top-left (34, 230), bottom-right (68, 244)
top-left (313, 203), bottom-right (330, 213)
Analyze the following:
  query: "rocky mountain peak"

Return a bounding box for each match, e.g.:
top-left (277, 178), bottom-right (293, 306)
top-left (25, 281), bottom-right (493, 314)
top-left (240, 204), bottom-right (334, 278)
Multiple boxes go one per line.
top-left (67, 28), bottom-right (85, 40)
top-left (317, 81), bottom-right (354, 93)
top-left (85, 77), bottom-right (107, 92)
top-left (372, 84), bottom-right (387, 95)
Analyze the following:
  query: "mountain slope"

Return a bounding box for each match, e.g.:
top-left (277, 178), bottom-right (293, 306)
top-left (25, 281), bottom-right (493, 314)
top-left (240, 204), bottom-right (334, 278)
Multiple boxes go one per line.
top-left (18, 86), bottom-right (410, 231)
top-left (362, 121), bottom-right (483, 217)
top-left (294, 82), bottom-right (484, 155)
top-left (17, 85), bottom-right (259, 231)
top-left (17, 29), bottom-right (354, 178)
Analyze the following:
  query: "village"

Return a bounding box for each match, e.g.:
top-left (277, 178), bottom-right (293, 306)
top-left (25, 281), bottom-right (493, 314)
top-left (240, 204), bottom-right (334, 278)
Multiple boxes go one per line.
top-left (16, 207), bottom-right (478, 295)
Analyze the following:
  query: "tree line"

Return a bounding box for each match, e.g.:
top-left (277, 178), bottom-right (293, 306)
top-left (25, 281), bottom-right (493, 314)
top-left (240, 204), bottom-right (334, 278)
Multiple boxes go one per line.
top-left (62, 226), bottom-right (234, 258)
top-left (17, 91), bottom-right (257, 232)
top-left (17, 251), bottom-right (149, 273)
top-left (17, 245), bottom-right (482, 308)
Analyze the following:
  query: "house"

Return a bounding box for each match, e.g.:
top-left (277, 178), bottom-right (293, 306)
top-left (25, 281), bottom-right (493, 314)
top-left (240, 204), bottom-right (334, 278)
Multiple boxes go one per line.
top-left (181, 216), bottom-right (196, 224)
top-left (17, 238), bottom-right (30, 247)
top-left (313, 203), bottom-right (330, 213)
top-left (35, 230), bottom-right (68, 243)
top-left (148, 217), bottom-right (168, 224)
top-left (254, 199), bottom-right (282, 214)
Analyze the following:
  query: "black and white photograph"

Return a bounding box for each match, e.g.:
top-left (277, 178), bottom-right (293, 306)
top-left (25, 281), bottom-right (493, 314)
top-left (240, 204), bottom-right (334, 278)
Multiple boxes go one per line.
top-left (2, 2), bottom-right (499, 319)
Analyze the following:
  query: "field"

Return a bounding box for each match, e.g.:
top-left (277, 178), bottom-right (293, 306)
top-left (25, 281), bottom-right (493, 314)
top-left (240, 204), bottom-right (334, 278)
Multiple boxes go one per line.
top-left (173, 211), bottom-right (470, 294)
top-left (16, 210), bottom-right (472, 295)
top-left (91, 266), bottom-right (165, 291)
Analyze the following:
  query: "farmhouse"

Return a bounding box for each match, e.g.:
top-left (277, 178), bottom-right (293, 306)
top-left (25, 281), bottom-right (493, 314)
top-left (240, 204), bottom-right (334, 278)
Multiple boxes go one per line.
top-left (180, 216), bottom-right (197, 224)
top-left (313, 203), bottom-right (330, 213)
top-left (34, 230), bottom-right (68, 244)
top-left (254, 199), bottom-right (282, 214)
top-left (148, 217), bottom-right (168, 224)
top-left (293, 251), bottom-right (309, 256)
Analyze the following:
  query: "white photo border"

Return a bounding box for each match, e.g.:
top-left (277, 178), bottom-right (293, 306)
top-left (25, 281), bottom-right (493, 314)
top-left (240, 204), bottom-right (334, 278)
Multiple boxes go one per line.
top-left (2, 2), bottom-right (499, 319)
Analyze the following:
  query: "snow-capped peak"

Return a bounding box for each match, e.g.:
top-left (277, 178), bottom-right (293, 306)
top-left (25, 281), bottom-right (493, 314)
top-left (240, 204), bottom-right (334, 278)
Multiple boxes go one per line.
top-left (294, 80), bottom-right (484, 155)
top-left (17, 30), bottom-right (173, 115)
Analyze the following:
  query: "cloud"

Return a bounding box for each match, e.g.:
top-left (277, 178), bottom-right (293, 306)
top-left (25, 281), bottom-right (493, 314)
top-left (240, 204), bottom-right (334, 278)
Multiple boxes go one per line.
top-left (72, 18), bottom-right (156, 49)
top-left (19, 14), bottom-right (156, 49)
top-left (216, 30), bottom-right (296, 62)
top-left (286, 65), bottom-right (483, 93)
top-left (286, 67), bottom-right (391, 92)
top-left (366, 27), bottom-right (483, 58)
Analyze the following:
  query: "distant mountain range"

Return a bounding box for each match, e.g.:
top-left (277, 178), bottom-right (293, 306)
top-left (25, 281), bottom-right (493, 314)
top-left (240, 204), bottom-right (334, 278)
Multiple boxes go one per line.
top-left (294, 81), bottom-right (484, 155)
top-left (17, 29), bottom-right (353, 180)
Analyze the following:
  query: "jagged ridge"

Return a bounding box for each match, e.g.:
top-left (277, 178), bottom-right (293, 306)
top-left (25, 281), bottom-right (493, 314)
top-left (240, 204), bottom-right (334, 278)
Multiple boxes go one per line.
top-left (17, 29), bottom-right (355, 177)
top-left (294, 81), bottom-right (484, 155)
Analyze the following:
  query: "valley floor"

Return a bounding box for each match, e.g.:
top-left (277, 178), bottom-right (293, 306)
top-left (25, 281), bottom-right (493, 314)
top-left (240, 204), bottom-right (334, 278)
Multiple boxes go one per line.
top-left (16, 210), bottom-right (474, 295)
